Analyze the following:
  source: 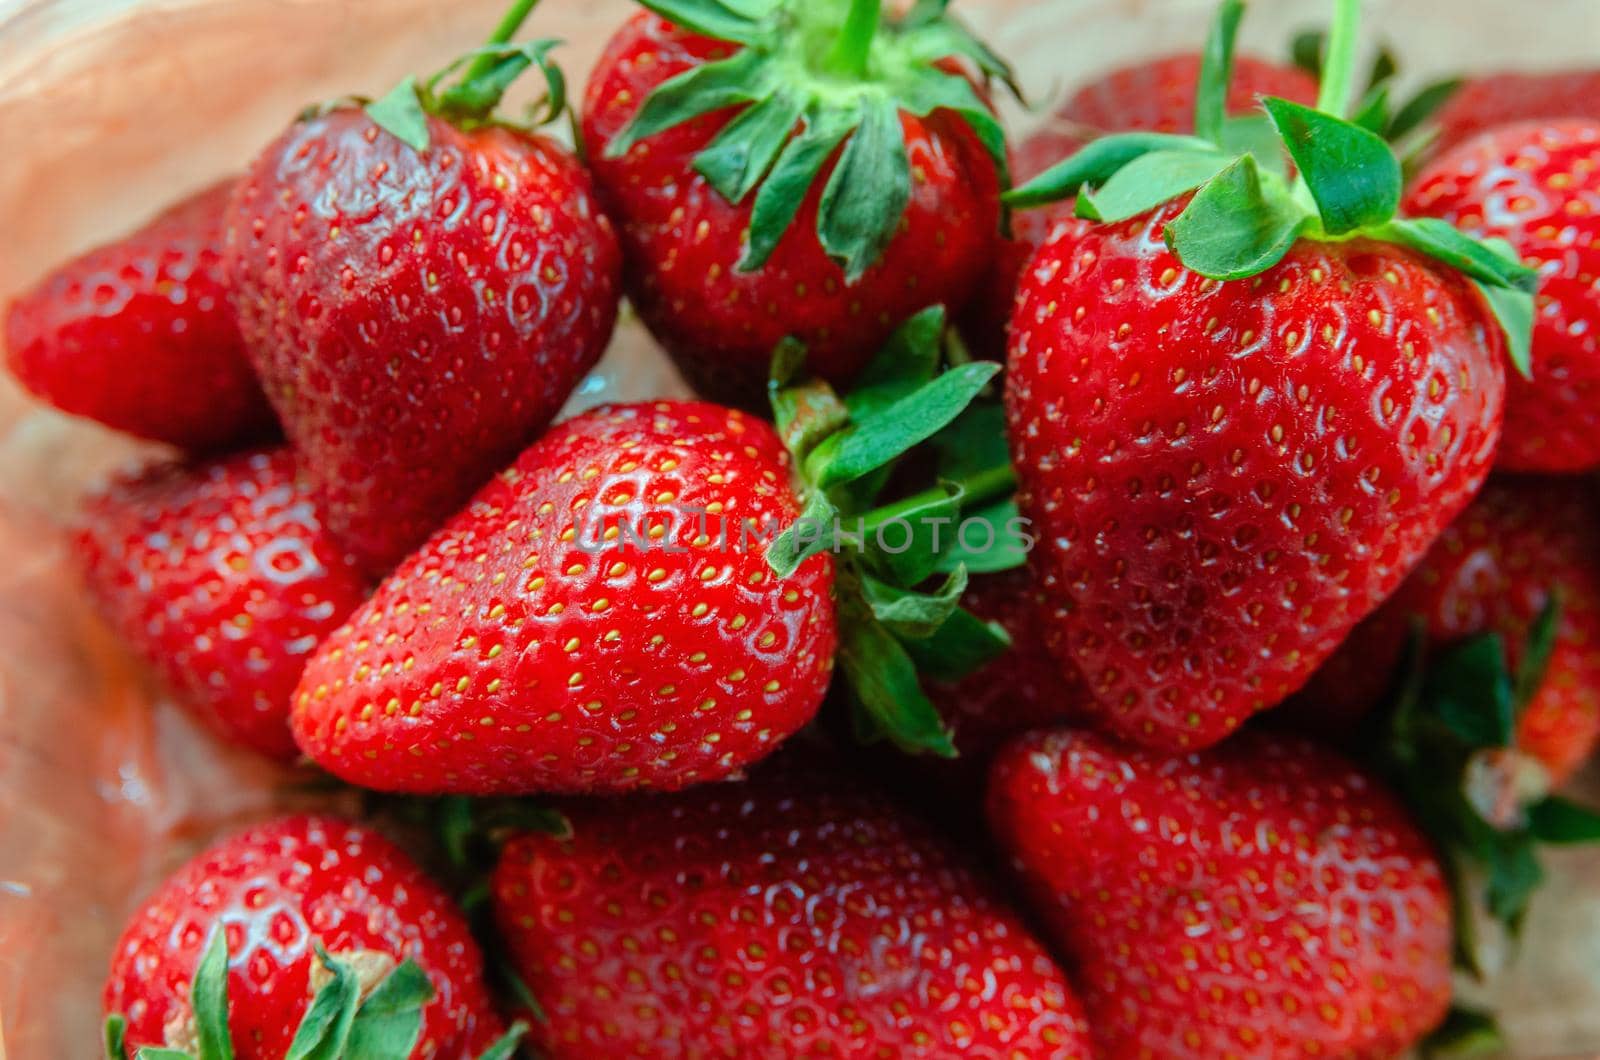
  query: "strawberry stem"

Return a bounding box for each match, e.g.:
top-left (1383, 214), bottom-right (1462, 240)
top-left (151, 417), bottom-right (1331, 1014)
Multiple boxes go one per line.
top-left (462, 0), bottom-right (543, 83)
top-left (826, 0), bottom-right (882, 79)
top-left (1314, 0), bottom-right (1362, 119)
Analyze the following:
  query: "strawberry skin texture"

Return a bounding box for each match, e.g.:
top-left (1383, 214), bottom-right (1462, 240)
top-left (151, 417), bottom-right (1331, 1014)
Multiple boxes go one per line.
top-left (1297, 476), bottom-right (1600, 782)
top-left (292, 401), bottom-right (836, 794)
top-left (1405, 120), bottom-right (1600, 472)
top-left (1006, 202), bottom-right (1506, 751)
top-left (1432, 69), bottom-right (1600, 155)
top-left (5, 181), bottom-right (275, 451)
top-left (227, 109), bottom-right (621, 573)
top-left (988, 728), bottom-right (1453, 1059)
top-left (581, 13), bottom-right (1000, 407)
top-left (491, 759), bottom-right (1093, 1059)
top-left (104, 815), bottom-right (504, 1059)
top-left (77, 448), bottom-right (367, 760)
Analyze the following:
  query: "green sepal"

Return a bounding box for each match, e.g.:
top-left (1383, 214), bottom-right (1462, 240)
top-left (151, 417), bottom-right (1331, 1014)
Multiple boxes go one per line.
top-left (1004, 131), bottom-right (1215, 208)
top-left (285, 947), bottom-right (362, 1060)
top-left (1261, 97), bottom-right (1400, 236)
top-left (1164, 155), bottom-right (1311, 280)
top-left (1377, 219), bottom-right (1538, 294)
top-left (476, 1022), bottom-right (532, 1060)
top-left (818, 95), bottom-right (911, 283)
top-left (846, 305), bottom-right (945, 417)
top-left (343, 959), bottom-right (434, 1059)
top-left (860, 567), bottom-right (968, 639)
top-left (931, 497), bottom-right (1031, 574)
top-left (766, 489), bottom-right (843, 578)
top-left (499, 954), bottom-right (549, 1023)
top-left (836, 583), bottom-right (958, 757)
top-left (366, 77), bottom-right (432, 151)
top-left (695, 89), bottom-right (806, 204)
top-left (1472, 279), bottom-right (1537, 380)
top-left (1218, 115), bottom-right (1288, 179)
top-left (1388, 78), bottom-right (1464, 142)
top-left (1193, 0), bottom-right (1244, 145)
top-left (1076, 148), bottom-right (1233, 224)
top-left (901, 15), bottom-right (1020, 97)
top-left (900, 604), bottom-right (1012, 683)
top-left (105, 1015), bottom-right (129, 1060)
top-left (1512, 596), bottom-right (1560, 716)
top-left (860, 481), bottom-right (963, 586)
top-left (136, 1051), bottom-right (195, 1060)
top-left (431, 39), bottom-right (568, 129)
top-left (1351, 84), bottom-right (1391, 135)
top-left (897, 63), bottom-right (1012, 190)
top-left (192, 927), bottom-right (236, 1060)
top-left (607, 49), bottom-right (769, 159)
top-left (740, 110), bottom-right (855, 271)
top-left (635, 0), bottom-right (770, 44)
top-left (1419, 1005), bottom-right (1506, 1058)
top-left (1527, 796), bottom-right (1600, 843)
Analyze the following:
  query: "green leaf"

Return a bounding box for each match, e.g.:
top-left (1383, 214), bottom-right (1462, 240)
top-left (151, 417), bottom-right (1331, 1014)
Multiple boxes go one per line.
top-left (635, 0), bottom-right (768, 44)
top-left (1164, 155), bottom-right (1311, 280)
top-left (192, 927), bottom-right (235, 1060)
top-left (861, 482), bottom-right (963, 586)
top-left (817, 94), bottom-right (911, 283)
top-left (365, 76), bottom-right (431, 152)
top-left (930, 400), bottom-right (1009, 480)
top-left (766, 490), bottom-right (843, 578)
top-left (1218, 115), bottom-right (1287, 179)
top-left (1388, 78), bottom-right (1464, 142)
top-left (1004, 131), bottom-right (1216, 208)
top-left (1472, 278), bottom-right (1537, 380)
top-left (1076, 148), bottom-right (1233, 223)
top-left (836, 589), bottom-right (957, 757)
top-left (476, 1022), bottom-right (531, 1060)
top-left (344, 959), bottom-right (434, 1059)
top-left (845, 305), bottom-right (945, 419)
top-left (1376, 218), bottom-right (1538, 293)
top-left (860, 568), bottom-right (968, 639)
top-left (1419, 1005), bottom-right (1506, 1058)
top-left (931, 498), bottom-right (1032, 574)
top-left (1512, 595), bottom-right (1561, 717)
top-left (901, 604), bottom-right (1012, 682)
top-left (606, 49), bottom-right (770, 159)
top-left (1527, 796), bottom-right (1600, 844)
top-left (815, 362), bottom-right (1000, 488)
top-left (1193, 0), bottom-right (1244, 145)
top-left (104, 1015), bottom-right (129, 1060)
top-left (285, 948), bottom-right (362, 1060)
top-left (1428, 634), bottom-right (1516, 749)
top-left (694, 89), bottom-right (805, 203)
top-left (1262, 97), bottom-right (1401, 235)
top-left (741, 110), bottom-right (855, 271)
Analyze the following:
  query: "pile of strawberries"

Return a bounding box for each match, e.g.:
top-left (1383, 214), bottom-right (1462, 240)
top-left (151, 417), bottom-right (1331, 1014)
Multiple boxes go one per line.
top-left (11, 0), bottom-right (1600, 1055)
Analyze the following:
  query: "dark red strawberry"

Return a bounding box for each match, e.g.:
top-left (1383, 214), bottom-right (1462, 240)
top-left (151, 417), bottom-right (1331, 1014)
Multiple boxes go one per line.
top-left (580, 1), bottom-right (1009, 405)
top-left (103, 814), bottom-right (510, 1059)
top-left (6, 181), bottom-right (274, 451)
top-left (491, 755), bottom-right (1093, 1058)
top-left (1293, 476), bottom-right (1600, 784)
top-left (1002, 0), bottom-right (1530, 751)
top-left (1405, 120), bottom-right (1600, 472)
top-left (1432, 69), bottom-right (1600, 155)
top-left (227, 20), bottom-right (620, 573)
top-left (77, 447), bottom-right (367, 760)
top-left (292, 401), bottom-right (836, 794)
top-left (988, 727), bottom-right (1454, 1059)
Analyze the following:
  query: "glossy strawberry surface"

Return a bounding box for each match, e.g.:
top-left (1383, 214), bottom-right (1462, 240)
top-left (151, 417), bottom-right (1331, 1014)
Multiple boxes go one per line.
top-left (6, 181), bottom-right (274, 451)
top-left (988, 728), bottom-right (1453, 1059)
top-left (77, 448), bottom-right (367, 760)
top-left (227, 109), bottom-right (620, 573)
top-left (104, 815), bottom-right (503, 1058)
top-left (1406, 120), bottom-right (1600, 472)
top-left (1431, 69), bottom-right (1600, 155)
top-left (1006, 202), bottom-right (1505, 750)
top-left (581, 12), bottom-right (1000, 407)
top-left (292, 401), bottom-right (836, 794)
top-left (1296, 475), bottom-right (1600, 782)
top-left (492, 757), bottom-right (1093, 1059)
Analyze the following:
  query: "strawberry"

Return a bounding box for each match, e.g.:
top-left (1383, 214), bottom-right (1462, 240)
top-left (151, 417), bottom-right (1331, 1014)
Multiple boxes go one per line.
top-left (988, 727), bottom-right (1454, 1058)
top-left (77, 447), bottom-right (367, 761)
top-left (580, 0), bottom-right (1010, 405)
top-left (226, 14), bottom-right (620, 573)
top-left (1293, 476), bottom-right (1600, 784)
top-left (490, 754), bottom-right (1094, 1058)
top-left (291, 400), bottom-right (837, 795)
top-left (1431, 69), bottom-right (1600, 155)
top-left (1001, 0), bottom-right (1532, 751)
top-left (103, 814), bottom-right (514, 1059)
top-left (5, 181), bottom-right (274, 452)
top-left (1404, 120), bottom-right (1600, 472)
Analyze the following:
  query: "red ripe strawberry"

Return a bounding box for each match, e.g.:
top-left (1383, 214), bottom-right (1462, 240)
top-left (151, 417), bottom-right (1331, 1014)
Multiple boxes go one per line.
top-left (1295, 476), bottom-right (1600, 783)
top-left (227, 28), bottom-right (620, 573)
top-left (77, 448), bottom-right (367, 760)
top-left (5, 181), bottom-right (274, 451)
top-left (491, 756), bottom-right (1093, 1058)
top-left (988, 728), bottom-right (1454, 1059)
top-left (103, 814), bottom-right (507, 1059)
top-left (1404, 120), bottom-right (1600, 472)
top-left (1013, 52), bottom-right (1318, 182)
top-left (581, 1), bottom-right (1009, 405)
top-left (292, 401), bottom-right (836, 794)
top-left (1431, 69), bottom-right (1600, 155)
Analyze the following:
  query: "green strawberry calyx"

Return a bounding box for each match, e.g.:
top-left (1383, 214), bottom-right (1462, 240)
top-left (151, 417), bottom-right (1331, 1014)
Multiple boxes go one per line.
top-left (762, 306), bottom-right (1025, 757)
top-left (103, 928), bottom-right (528, 1060)
top-left (606, 0), bottom-right (1015, 282)
top-left (1005, 0), bottom-right (1538, 375)
top-left (364, 0), bottom-right (567, 152)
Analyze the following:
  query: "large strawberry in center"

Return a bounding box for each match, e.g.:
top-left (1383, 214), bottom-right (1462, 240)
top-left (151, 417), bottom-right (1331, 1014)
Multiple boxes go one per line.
top-left (227, 24), bottom-right (620, 573)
